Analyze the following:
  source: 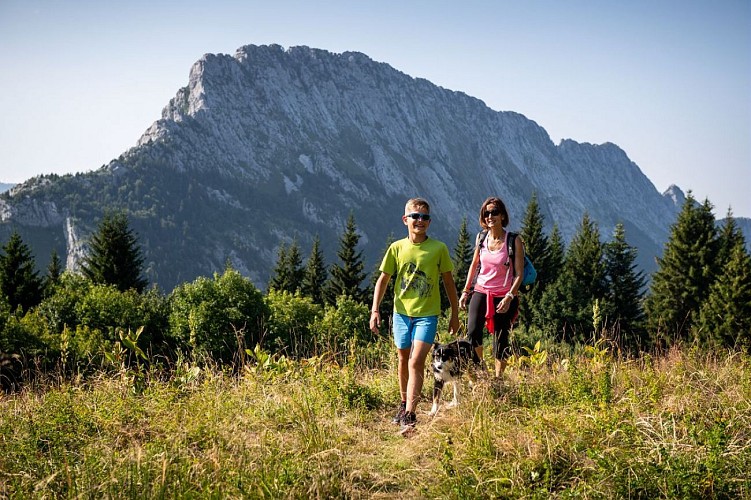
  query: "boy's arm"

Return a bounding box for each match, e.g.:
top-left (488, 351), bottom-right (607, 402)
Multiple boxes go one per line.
top-left (370, 272), bottom-right (392, 333)
top-left (441, 271), bottom-right (460, 334)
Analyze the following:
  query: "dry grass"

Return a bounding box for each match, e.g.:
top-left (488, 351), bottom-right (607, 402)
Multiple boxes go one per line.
top-left (1, 344), bottom-right (750, 498)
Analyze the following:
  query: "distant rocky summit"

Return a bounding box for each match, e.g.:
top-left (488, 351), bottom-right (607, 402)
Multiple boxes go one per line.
top-left (0, 44), bottom-right (706, 290)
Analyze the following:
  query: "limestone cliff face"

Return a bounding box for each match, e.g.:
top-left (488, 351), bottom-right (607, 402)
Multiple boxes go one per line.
top-left (0, 44), bottom-right (692, 289)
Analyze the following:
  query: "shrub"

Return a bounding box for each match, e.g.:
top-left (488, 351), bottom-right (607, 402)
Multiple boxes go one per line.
top-left (76, 285), bottom-right (148, 341)
top-left (35, 273), bottom-right (92, 336)
top-left (168, 268), bottom-right (268, 363)
top-left (310, 296), bottom-right (372, 362)
top-left (264, 289), bottom-right (323, 358)
top-left (31, 274), bottom-right (170, 368)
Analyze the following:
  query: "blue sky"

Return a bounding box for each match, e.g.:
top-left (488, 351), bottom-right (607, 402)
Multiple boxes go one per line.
top-left (1, 0), bottom-right (749, 217)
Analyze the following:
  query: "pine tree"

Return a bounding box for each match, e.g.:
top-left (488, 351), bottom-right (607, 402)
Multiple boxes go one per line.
top-left (0, 231), bottom-right (43, 311)
top-left (603, 223), bottom-right (647, 352)
top-left (286, 238), bottom-right (304, 293)
top-left (547, 224), bottom-right (565, 273)
top-left (44, 249), bottom-right (63, 294)
top-left (519, 193), bottom-right (550, 328)
top-left (538, 214), bottom-right (606, 344)
top-left (301, 236), bottom-right (328, 305)
top-left (645, 194), bottom-right (718, 344)
top-left (452, 217), bottom-right (473, 293)
top-left (268, 243), bottom-right (290, 292)
top-left (532, 223), bottom-right (565, 333)
top-left (80, 212), bottom-right (147, 292)
top-left (716, 208), bottom-right (744, 270)
top-left (695, 235), bottom-right (751, 351)
top-left (327, 213), bottom-right (367, 304)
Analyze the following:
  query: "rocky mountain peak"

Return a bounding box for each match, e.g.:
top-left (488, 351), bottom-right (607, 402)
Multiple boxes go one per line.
top-left (0, 44), bottom-right (708, 289)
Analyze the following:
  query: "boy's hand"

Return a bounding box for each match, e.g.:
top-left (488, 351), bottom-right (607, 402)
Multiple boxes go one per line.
top-left (448, 314), bottom-right (460, 335)
top-left (369, 311), bottom-right (381, 333)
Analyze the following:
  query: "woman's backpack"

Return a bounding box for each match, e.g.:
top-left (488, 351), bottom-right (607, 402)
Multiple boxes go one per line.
top-left (506, 232), bottom-right (537, 290)
top-left (476, 230), bottom-right (537, 291)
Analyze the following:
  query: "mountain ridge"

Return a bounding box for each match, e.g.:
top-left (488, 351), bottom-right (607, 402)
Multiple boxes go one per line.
top-left (0, 44), bottom-right (737, 290)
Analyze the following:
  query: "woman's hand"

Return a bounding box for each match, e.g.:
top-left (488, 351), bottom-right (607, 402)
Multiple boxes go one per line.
top-left (496, 295), bottom-right (512, 313)
top-left (459, 291), bottom-right (469, 310)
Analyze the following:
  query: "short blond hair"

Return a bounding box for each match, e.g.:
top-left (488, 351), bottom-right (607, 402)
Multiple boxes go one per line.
top-left (405, 197), bottom-right (430, 214)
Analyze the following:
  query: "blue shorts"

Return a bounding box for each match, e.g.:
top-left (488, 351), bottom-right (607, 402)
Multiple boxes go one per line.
top-left (392, 313), bottom-right (438, 349)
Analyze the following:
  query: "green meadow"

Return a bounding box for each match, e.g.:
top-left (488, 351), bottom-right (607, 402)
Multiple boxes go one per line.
top-left (2, 339), bottom-right (749, 499)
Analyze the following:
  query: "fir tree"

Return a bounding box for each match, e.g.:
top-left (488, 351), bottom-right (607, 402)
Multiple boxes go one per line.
top-left (519, 193), bottom-right (550, 328)
top-left (538, 213), bottom-right (606, 344)
top-left (452, 217), bottom-right (473, 294)
top-left (268, 243), bottom-right (290, 292)
top-left (533, 223), bottom-right (565, 332)
top-left (80, 212), bottom-right (147, 292)
top-left (645, 194), bottom-right (718, 344)
top-left (603, 223), bottom-right (647, 352)
top-left (301, 236), bottom-right (328, 305)
top-left (286, 238), bottom-right (304, 292)
top-left (0, 231), bottom-right (43, 311)
top-left (327, 213), bottom-right (367, 304)
top-left (268, 239), bottom-right (304, 294)
top-left (695, 235), bottom-right (751, 351)
top-left (44, 249), bottom-right (63, 294)
top-left (716, 208), bottom-right (744, 270)
top-left (547, 224), bottom-right (565, 273)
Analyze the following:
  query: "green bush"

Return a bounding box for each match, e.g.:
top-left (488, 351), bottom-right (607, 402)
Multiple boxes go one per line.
top-left (29, 274), bottom-right (170, 368)
top-left (76, 285), bottom-right (147, 341)
top-left (310, 296), bottom-right (372, 362)
top-left (65, 324), bottom-right (110, 367)
top-left (0, 308), bottom-right (48, 357)
top-left (264, 289), bottom-right (323, 358)
top-left (168, 268), bottom-right (268, 363)
top-left (35, 273), bottom-right (92, 337)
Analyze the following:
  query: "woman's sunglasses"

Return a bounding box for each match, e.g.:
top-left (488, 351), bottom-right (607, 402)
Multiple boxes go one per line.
top-left (483, 208), bottom-right (502, 218)
top-left (406, 213), bottom-right (431, 221)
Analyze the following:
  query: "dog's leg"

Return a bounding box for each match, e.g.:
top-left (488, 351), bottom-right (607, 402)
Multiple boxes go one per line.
top-left (429, 379), bottom-right (444, 416)
top-left (446, 382), bottom-right (460, 408)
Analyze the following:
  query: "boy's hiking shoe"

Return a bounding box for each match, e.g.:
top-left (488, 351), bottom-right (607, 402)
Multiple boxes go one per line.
top-left (392, 401), bottom-right (407, 424)
top-left (399, 411), bottom-right (417, 435)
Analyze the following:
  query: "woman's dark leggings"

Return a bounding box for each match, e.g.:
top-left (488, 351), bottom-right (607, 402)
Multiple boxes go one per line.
top-left (467, 291), bottom-right (519, 360)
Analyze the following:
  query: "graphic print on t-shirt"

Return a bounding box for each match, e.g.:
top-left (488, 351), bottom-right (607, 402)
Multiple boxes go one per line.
top-left (400, 261), bottom-right (433, 298)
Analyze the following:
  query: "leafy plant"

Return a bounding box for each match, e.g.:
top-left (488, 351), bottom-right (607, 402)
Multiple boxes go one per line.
top-left (509, 340), bottom-right (548, 369)
top-left (244, 344), bottom-right (295, 380)
top-left (104, 326), bottom-right (148, 394)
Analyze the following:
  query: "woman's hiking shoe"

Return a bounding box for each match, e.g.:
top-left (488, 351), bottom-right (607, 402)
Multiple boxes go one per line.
top-left (392, 401), bottom-right (407, 424)
top-left (399, 411), bottom-right (417, 435)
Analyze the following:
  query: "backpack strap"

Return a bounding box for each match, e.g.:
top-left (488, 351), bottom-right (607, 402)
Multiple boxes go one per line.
top-left (476, 230), bottom-right (488, 249)
top-left (507, 232), bottom-right (518, 278)
top-left (468, 230), bottom-right (489, 292)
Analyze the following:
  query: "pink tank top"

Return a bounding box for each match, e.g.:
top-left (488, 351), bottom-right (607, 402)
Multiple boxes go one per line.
top-left (475, 233), bottom-right (513, 295)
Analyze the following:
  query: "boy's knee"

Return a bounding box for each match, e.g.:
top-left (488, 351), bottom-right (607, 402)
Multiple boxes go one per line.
top-left (408, 356), bottom-right (426, 373)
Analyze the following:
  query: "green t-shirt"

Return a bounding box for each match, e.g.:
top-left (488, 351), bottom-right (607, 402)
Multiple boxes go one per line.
top-left (379, 236), bottom-right (454, 317)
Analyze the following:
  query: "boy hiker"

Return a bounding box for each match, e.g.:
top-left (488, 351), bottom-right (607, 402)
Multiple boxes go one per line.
top-left (370, 198), bottom-right (460, 434)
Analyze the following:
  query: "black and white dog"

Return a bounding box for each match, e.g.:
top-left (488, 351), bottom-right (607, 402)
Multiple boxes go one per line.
top-left (429, 338), bottom-right (482, 416)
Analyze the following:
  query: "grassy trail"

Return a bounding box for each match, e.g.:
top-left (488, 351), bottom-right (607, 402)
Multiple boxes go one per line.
top-left (1, 345), bottom-right (750, 498)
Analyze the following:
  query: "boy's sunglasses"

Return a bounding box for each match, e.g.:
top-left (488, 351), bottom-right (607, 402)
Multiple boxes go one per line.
top-left (406, 212), bottom-right (431, 221)
top-left (483, 208), bottom-right (502, 218)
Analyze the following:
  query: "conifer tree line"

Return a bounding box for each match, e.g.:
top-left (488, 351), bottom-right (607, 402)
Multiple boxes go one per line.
top-left (266, 194), bottom-right (751, 354)
top-left (0, 193), bottom-right (749, 376)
